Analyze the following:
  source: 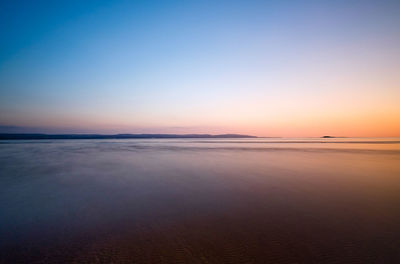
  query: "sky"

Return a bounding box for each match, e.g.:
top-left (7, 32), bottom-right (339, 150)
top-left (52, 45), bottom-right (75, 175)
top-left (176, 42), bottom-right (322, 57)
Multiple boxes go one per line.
top-left (0, 0), bottom-right (399, 137)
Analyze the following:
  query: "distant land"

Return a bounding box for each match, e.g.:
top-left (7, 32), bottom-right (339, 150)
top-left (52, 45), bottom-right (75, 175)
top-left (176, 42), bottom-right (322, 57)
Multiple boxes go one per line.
top-left (0, 133), bottom-right (257, 140)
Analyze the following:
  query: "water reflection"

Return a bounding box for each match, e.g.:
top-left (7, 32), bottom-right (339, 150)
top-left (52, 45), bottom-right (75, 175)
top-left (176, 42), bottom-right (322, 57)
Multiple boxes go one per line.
top-left (1, 138), bottom-right (400, 263)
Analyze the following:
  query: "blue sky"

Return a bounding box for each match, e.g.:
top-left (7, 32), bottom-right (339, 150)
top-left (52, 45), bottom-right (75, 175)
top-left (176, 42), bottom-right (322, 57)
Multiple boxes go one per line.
top-left (1, 0), bottom-right (399, 136)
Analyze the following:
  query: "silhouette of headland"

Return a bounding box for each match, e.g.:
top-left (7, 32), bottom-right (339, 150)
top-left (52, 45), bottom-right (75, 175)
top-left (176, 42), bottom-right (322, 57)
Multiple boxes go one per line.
top-left (0, 133), bottom-right (257, 140)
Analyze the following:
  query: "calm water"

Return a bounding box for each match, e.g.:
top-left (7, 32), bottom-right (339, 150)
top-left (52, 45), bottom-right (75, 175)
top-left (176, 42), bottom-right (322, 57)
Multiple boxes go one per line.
top-left (1, 138), bottom-right (400, 263)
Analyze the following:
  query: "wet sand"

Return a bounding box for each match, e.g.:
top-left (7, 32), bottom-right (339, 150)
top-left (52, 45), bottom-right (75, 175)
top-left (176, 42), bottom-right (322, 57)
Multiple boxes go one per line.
top-left (1, 139), bottom-right (400, 263)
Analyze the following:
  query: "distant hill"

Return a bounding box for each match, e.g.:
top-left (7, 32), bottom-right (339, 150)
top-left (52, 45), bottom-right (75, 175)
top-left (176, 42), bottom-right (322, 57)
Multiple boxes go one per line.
top-left (0, 133), bottom-right (257, 140)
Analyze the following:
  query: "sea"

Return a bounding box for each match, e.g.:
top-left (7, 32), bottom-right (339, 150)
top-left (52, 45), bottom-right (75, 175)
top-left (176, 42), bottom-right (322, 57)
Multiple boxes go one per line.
top-left (1, 138), bottom-right (400, 263)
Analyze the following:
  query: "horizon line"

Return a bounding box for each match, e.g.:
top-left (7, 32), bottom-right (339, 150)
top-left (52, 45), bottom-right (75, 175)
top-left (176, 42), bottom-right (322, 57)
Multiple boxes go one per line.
top-left (1, 133), bottom-right (400, 140)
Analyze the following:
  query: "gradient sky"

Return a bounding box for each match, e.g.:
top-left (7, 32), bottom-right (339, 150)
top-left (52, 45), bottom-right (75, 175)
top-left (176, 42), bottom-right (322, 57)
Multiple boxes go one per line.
top-left (0, 0), bottom-right (399, 137)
